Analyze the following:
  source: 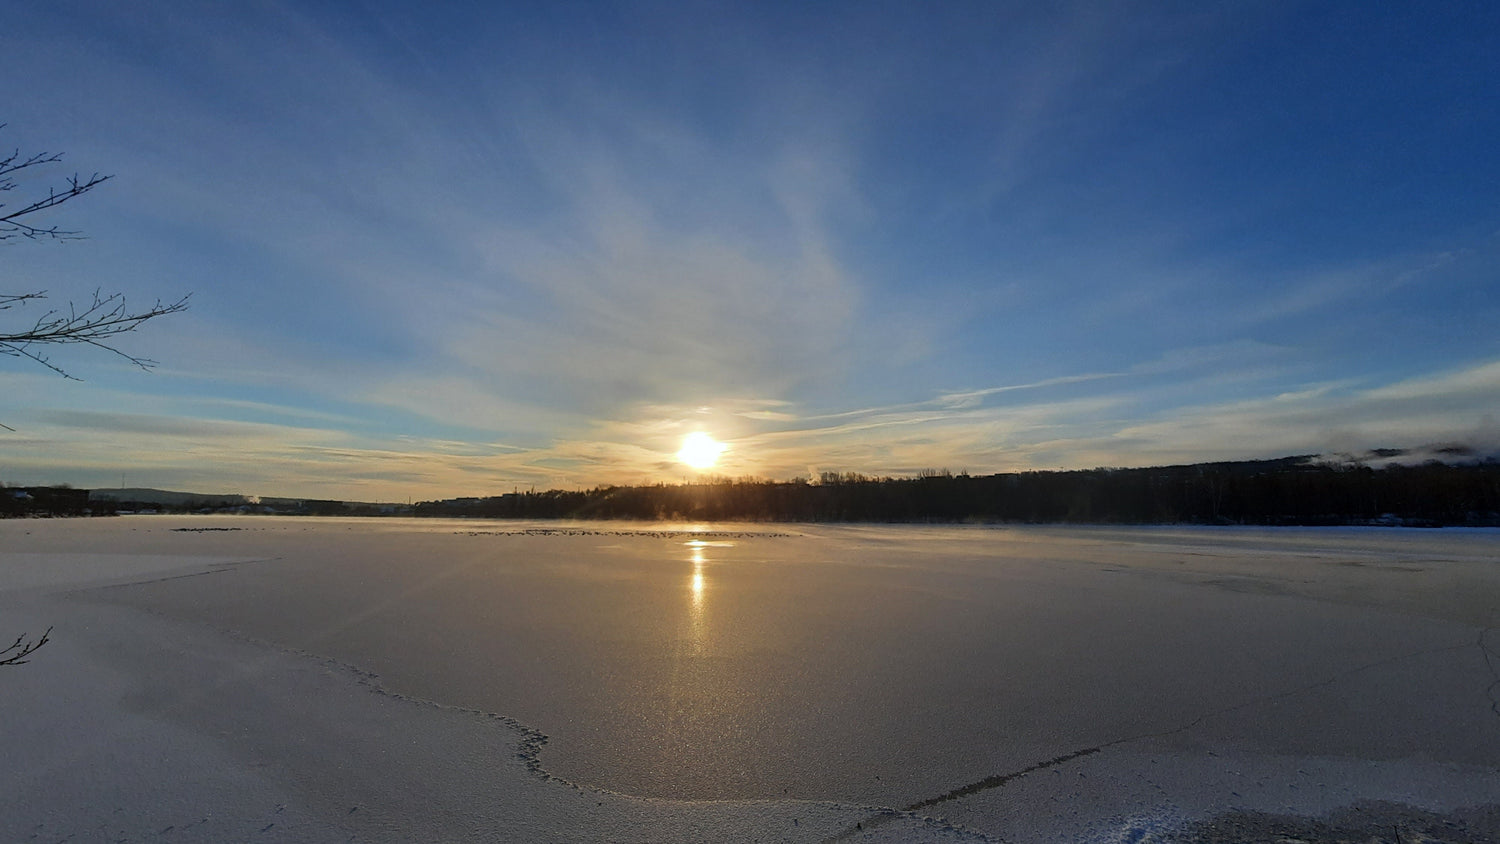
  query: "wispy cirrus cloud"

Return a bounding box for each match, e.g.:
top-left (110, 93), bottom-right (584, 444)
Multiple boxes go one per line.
top-left (1071, 360), bottom-right (1500, 467)
top-left (936, 372), bottom-right (1127, 409)
top-left (447, 134), bottom-right (860, 412)
top-left (5, 4), bottom-right (1498, 500)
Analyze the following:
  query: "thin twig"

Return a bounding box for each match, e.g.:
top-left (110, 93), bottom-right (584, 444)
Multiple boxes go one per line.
top-left (0, 627), bottom-right (52, 666)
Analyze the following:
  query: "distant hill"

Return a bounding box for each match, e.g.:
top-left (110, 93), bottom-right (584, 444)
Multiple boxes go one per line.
top-left (84, 488), bottom-right (387, 513)
top-left (89, 488), bottom-right (253, 507)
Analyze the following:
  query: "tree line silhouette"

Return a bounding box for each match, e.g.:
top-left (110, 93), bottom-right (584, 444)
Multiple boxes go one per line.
top-left (414, 456), bottom-right (1500, 526)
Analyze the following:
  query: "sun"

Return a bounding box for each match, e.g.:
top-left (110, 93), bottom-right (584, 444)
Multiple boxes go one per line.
top-left (677, 432), bottom-right (726, 470)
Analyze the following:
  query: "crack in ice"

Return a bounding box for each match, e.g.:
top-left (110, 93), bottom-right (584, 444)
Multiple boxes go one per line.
top-left (825, 633), bottom-right (1488, 840)
top-left (1480, 627), bottom-right (1500, 720)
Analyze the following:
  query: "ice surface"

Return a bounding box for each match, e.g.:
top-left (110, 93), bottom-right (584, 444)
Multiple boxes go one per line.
top-left (3, 516), bottom-right (1498, 842)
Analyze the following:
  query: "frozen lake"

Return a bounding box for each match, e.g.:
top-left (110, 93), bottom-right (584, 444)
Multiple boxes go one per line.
top-left (3, 516), bottom-right (1499, 842)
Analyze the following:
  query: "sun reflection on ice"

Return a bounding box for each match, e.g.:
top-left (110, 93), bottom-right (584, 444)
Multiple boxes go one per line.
top-left (690, 545), bottom-right (706, 609)
top-left (684, 540), bottom-right (729, 656)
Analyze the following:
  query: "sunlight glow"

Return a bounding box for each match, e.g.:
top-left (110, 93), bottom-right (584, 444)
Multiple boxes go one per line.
top-left (676, 432), bottom-right (726, 470)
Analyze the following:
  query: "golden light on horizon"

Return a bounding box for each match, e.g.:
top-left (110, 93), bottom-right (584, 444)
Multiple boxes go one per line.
top-left (676, 431), bottom-right (726, 470)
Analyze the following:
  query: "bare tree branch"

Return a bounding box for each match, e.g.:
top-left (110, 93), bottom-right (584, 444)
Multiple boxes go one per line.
top-left (0, 290), bottom-right (191, 379)
top-left (0, 124), bottom-right (112, 242)
top-left (0, 125), bottom-right (190, 382)
top-left (0, 627), bottom-right (51, 666)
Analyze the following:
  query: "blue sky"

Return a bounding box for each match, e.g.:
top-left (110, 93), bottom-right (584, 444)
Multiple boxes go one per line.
top-left (3, 1), bottom-right (1498, 500)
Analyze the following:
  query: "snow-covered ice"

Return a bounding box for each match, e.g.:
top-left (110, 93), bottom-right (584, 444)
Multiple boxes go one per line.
top-left (3, 517), bottom-right (1497, 842)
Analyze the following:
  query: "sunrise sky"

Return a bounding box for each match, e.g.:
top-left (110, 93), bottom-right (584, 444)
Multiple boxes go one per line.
top-left (4, 2), bottom-right (1498, 500)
